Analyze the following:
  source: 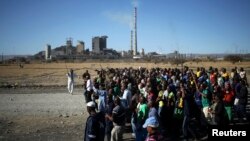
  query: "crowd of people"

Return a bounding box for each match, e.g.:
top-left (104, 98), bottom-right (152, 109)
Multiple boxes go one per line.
top-left (69, 66), bottom-right (248, 141)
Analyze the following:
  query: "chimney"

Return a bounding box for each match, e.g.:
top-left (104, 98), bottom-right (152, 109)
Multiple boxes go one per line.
top-left (131, 30), bottom-right (133, 55)
top-left (133, 7), bottom-right (137, 56)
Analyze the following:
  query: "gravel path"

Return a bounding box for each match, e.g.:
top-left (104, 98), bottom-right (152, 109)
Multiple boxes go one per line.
top-left (0, 92), bottom-right (85, 117)
top-left (0, 88), bottom-right (87, 141)
top-left (0, 88), bottom-right (134, 141)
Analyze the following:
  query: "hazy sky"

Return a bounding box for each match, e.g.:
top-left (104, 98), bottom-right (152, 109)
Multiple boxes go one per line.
top-left (0, 0), bottom-right (250, 55)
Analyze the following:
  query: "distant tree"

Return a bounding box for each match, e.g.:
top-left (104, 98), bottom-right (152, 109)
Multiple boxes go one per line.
top-left (193, 58), bottom-right (201, 64)
top-left (207, 56), bottom-right (216, 62)
top-left (170, 58), bottom-right (187, 66)
top-left (85, 49), bottom-right (90, 54)
top-left (224, 55), bottom-right (243, 64)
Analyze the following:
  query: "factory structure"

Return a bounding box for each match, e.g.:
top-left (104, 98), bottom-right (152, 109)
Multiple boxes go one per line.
top-left (133, 7), bottom-right (138, 56)
top-left (39, 4), bottom-right (143, 60)
top-left (39, 35), bottom-right (119, 60)
top-left (92, 36), bottom-right (108, 54)
top-left (45, 44), bottom-right (51, 60)
top-left (76, 41), bottom-right (85, 55)
top-left (38, 4), bottom-right (178, 61)
top-left (4, 2), bottom-right (250, 64)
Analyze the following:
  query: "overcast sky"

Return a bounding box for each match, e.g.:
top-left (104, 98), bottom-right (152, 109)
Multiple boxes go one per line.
top-left (0, 0), bottom-right (250, 55)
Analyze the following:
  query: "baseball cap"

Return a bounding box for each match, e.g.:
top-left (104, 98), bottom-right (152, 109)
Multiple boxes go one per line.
top-left (87, 101), bottom-right (96, 108)
top-left (143, 117), bottom-right (159, 128)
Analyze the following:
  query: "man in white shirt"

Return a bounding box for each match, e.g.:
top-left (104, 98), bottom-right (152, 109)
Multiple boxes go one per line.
top-left (85, 75), bottom-right (94, 103)
top-left (66, 69), bottom-right (76, 94)
top-left (121, 83), bottom-right (132, 109)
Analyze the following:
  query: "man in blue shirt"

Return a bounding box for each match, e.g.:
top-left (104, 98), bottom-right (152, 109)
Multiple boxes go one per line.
top-left (105, 97), bottom-right (126, 141)
top-left (94, 84), bottom-right (107, 113)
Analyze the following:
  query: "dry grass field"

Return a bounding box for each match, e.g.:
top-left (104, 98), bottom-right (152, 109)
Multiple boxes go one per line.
top-left (0, 61), bottom-right (249, 87)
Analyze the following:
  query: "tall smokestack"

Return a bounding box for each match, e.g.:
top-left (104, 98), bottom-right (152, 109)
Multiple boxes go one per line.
top-left (133, 7), bottom-right (137, 56)
top-left (131, 30), bottom-right (133, 55)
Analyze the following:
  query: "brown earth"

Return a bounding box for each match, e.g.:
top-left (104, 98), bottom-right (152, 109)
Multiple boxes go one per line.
top-left (0, 88), bottom-right (134, 141)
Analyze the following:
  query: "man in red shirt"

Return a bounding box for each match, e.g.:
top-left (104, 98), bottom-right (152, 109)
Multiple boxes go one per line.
top-left (222, 82), bottom-right (235, 122)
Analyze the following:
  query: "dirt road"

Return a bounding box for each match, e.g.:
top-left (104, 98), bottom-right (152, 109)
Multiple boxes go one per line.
top-left (0, 88), bottom-right (134, 141)
top-left (0, 88), bottom-right (86, 141)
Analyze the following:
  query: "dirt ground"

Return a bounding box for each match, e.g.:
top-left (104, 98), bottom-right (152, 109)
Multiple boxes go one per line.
top-left (0, 88), bottom-right (85, 141)
top-left (0, 88), bottom-right (134, 141)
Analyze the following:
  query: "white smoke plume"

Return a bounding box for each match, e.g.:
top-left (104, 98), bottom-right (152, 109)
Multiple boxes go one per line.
top-left (103, 11), bottom-right (133, 29)
top-left (132, 0), bottom-right (139, 7)
top-left (103, 0), bottom-right (139, 30)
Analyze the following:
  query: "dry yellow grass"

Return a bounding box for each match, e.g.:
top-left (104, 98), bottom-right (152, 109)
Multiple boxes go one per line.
top-left (0, 61), bottom-right (249, 86)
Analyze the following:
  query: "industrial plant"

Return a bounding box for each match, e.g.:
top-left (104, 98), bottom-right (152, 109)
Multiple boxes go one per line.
top-left (35, 4), bottom-right (143, 61)
top-left (2, 3), bottom-right (249, 64)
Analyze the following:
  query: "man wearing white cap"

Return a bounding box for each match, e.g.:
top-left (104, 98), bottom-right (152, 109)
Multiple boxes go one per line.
top-left (143, 117), bottom-right (164, 141)
top-left (84, 101), bottom-right (105, 141)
